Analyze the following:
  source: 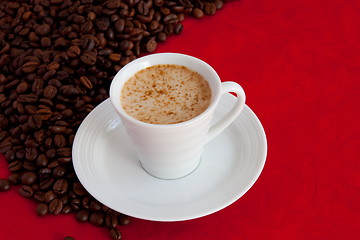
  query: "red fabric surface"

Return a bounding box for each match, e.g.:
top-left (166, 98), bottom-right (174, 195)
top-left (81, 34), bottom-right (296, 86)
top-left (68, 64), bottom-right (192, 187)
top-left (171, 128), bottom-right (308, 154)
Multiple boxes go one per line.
top-left (1, 0), bottom-right (360, 239)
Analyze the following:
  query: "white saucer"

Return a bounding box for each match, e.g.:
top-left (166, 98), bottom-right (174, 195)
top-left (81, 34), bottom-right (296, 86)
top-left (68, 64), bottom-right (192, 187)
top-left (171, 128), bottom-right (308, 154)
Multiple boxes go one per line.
top-left (73, 94), bottom-right (267, 222)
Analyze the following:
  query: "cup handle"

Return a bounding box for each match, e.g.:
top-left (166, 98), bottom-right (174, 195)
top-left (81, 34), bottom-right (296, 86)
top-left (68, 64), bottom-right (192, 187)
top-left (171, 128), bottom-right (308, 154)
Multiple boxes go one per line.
top-left (206, 81), bottom-right (246, 142)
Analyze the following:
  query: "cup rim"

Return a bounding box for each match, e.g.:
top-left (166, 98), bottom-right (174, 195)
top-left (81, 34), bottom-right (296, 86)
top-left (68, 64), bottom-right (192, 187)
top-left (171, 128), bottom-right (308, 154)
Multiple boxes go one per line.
top-left (109, 52), bottom-right (222, 128)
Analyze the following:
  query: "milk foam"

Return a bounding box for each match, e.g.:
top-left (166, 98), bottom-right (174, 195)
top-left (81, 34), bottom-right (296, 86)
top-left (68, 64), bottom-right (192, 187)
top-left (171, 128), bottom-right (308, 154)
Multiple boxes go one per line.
top-left (121, 64), bottom-right (212, 124)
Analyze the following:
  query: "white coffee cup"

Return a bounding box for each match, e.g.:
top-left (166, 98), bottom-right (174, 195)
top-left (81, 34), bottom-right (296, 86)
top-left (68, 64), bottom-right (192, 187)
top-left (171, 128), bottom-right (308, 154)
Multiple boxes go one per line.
top-left (110, 53), bottom-right (246, 179)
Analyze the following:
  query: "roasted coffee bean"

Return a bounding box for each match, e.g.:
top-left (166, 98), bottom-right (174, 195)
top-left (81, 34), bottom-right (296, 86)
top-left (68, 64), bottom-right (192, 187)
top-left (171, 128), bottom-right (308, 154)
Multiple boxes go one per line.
top-left (49, 113), bottom-right (64, 121)
top-left (95, 18), bottom-right (110, 31)
top-left (154, 0), bottom-right (164, 7)
top-left (39, 177), bottom-right (55, 190)
top-left (39, 98), bottom-right (54, 107)
top-left (43, 86), bottom-right (58, 99)
top-left (19, 185), bottom-right (34, 198)
top-left (25, 139), bottom-right (39, 148)
top-left (119, 40), bottom-right (133, 51)
top-left (24, 105), bottom-right (37, 115)
top-left (55, 120), bottom-right (69, 126)
top-left (36, 203), bottom-right (48, 216)
top-left (25, 147), bottom-right (38, 161)
top-left (41, 37), bottom-right (52, 48)
top-left (80, 50), bottom-right (97, 65)
top-left (99, 49), bottom-right (113, 56)
top-left (81, 196), bottom-right (91, 209)
top-left (145, 39), bottom-right (157, 52)
top-left (16, 82), bottom-right (29, 94)
top-left (10, 137), bottom-right (21, 145)
top-left (174, 23), bottom-right (184, 34)
top-left (59, 194), bottom-right (69, 205)
top-left (160, 6), bottom-right (171, 15)
top-left (21, 171), bottom-right (37, 185)
top-left (56, 104), bottom-right (67, 110)
top-left (49, 126), bottom-right (66, 134)
top-left (76, 209), bottom-right (90, 222)
top-left (192, 8), bottom-right (204, 18)
top-left (0, 179), bottom-right (11, 192)
top-left (0, 142), bottom-right (12, 154)
top-left (0, 114), bottom-right (9, 129)
top-left (81, 21), bottom-right (94, 34)
top-left (48, 160), bottom-right (60, 169)
top-left (106, 214), bottom-right (119, 228)
top-left (58, 157), bottom-right (72, 164)
top-left (47, 62), bottom-right (60, 70)
top-left (8, 174), bottom-right (20, 185)
top-left (9, 160), bottom-right (23, 172)
top-left (28, 115), bottom-right (42, 129)
top-left (215, 0), bottom-right (224, 9)
top-left (57, 148), bottom-right (71, 157)
top-left (67, 46), bottom-right (81, 58)
top-left (110, 227), bottom-right (122, 240)
top-left (31, 183), bottom-right (40, 192)
top-left (108, 53), bottom-right (121, 62)
top-left (115, 19), bottom-right (125, 33)
top-left (62, 205), bottom-right (72, 214)
top-left (33, 191), bottom-right (46, 202)
top-left (90, 200), bottom-right (102, 212)
top-left (53, 165), bottom-right (66, 178)
top-left (204, 2), bottom-right (217, 15)
top-left (18, 94), bottom-right (38, 103)
top-left (36, 154), bottom-right (48, 167)
top-left (54, 36), bottom-right (67, 48)
top-left (90, 212), bottom-right (104, 226)
top-left (53, 179), bottom-right (68, 195)
top-left (68, 190), bottom-right (77, 199)
top-left (119, 214), bottom-right (131, 226)
top-left (164, 14), bottom-right (178, 24)
top-left (39, 168), bottom-right (52, 179)
top-left (5, 149), bottom-right (15, 161)
top-left (35, 24), bottom-right (51, 36)
top-left (54, 134), bottom-right (66, 148)
top-left (34, 129), bottom-right (46, 143)
top-left (79, 76), bottom-right (93, 89)
top-left (64, 236), bottom-right (75, 240)
top-left (73, 181), bottom-right (87, 196)
top-left (81, 37), bottom-right (96, 50)
top-left (164, 23), bottom-right (174, 35)
top-left (4, 78), bottom-right (18, 89)
top-left (15, 149), bottom-right (26, 159)
top-left (32, 78), bottom-right (44, 93)
top-left (23, 161), bottom-right (37, 171)
top-left (70, 198), bottom-right (81, 211)
top-left (18, 115), bottom-right (28, 124)
top-left (61, 85), bottom-right (80, 96)
top-left (46, 148), bottom-right (56, 159)
top-left (0, 55), bottom-right (10, 68)
top-left (45, 190), bottom-right (57, 203)
top-left (172, 5), bottom-right (185, 13)
top-left (137, 1), bottom-right (149, 15)
top-left (48, 78), bottom-right (62, 88)
top-left (49, 198), bottom-right (63, 215)
top-left (22, 62), bottom-right (39, 73)
top-left (43, 138), bottom-right (53, 149)
top-left (148, 20), bottom-right (159, 31)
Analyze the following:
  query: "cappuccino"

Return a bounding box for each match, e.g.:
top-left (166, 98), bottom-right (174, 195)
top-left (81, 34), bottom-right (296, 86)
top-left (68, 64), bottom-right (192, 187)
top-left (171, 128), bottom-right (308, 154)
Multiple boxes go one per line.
top-left (120, 64), bottom-right (212, 124)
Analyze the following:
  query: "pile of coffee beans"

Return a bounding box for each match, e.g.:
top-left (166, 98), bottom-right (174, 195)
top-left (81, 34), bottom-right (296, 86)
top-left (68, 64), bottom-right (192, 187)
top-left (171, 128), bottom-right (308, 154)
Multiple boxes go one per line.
top-left (0, 0), bottom-right (225, 238)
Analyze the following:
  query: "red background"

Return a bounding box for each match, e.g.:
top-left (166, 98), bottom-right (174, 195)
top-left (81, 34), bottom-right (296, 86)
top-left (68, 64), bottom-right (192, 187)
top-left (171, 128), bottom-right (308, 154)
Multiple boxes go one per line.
top-left (1, 0), bottom-right (360, 239)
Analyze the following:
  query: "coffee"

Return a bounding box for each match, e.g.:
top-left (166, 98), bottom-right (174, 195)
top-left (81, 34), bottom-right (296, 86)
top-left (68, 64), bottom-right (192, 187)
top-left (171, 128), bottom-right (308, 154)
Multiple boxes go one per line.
top-left (121, 64), bottom-right (212, 124)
